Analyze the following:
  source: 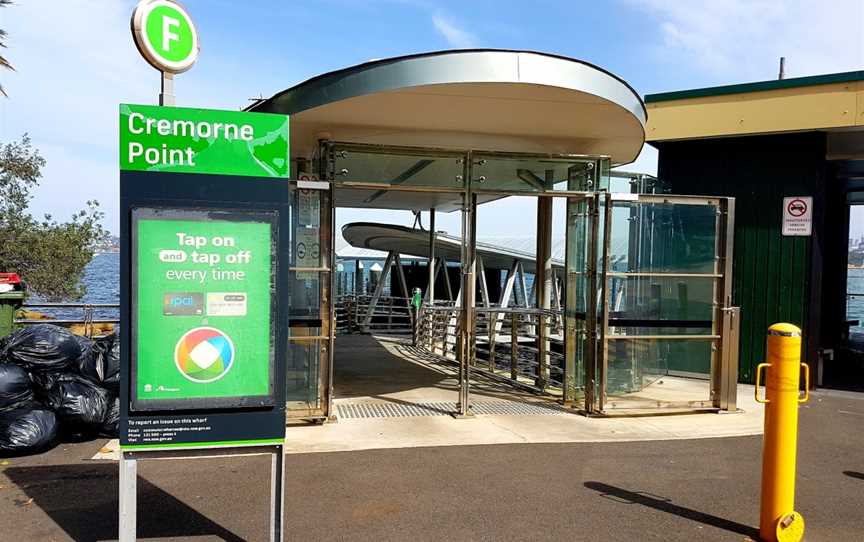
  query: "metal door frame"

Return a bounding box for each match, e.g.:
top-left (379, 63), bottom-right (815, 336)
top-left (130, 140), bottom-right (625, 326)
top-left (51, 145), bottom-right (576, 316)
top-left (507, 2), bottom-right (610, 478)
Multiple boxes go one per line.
top-left (285, 181), bottom-right (334, 421)
top-left (318, 141), bottom-right (609, 419)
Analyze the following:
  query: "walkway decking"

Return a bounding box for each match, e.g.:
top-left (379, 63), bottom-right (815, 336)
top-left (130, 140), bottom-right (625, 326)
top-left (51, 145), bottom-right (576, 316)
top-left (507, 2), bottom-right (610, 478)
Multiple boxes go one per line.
top-left (280, 334), bottom-right (764, 454)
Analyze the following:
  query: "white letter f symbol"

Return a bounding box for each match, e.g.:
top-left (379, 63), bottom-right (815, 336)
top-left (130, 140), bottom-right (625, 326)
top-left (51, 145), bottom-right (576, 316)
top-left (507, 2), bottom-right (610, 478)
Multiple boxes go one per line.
top-left (162, 16), bottom-right (180, 52)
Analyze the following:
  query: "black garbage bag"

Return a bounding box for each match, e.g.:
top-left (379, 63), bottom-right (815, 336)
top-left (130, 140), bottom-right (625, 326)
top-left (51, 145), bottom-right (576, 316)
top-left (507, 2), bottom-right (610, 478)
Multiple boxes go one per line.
top-left (44, 374), bottom-right (110, 433)
top-left (0, 324), bottom-right (81, 375)
top-left (0, 406), bottom-right (58, 456)
top-left (75, 335), bottom-right (101, 379)
top-left (100, 396), bottom-right (119, 437)
top-left (0, 363), bottom-right (34, 412)
top-left (77, 333), bottom-right (119, 394)
top-left (101, 333), bottom-right (120, 392)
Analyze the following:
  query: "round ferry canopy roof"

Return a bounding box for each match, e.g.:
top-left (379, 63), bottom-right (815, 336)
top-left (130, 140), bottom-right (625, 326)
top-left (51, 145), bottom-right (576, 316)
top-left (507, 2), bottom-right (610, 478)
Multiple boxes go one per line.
top-left (249, 50), bottom-right (646, 165)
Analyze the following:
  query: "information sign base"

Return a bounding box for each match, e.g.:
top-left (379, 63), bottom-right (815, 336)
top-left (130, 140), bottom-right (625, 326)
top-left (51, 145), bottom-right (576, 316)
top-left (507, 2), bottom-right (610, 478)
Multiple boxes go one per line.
top-left (119, 444), bottom-right (285, 542)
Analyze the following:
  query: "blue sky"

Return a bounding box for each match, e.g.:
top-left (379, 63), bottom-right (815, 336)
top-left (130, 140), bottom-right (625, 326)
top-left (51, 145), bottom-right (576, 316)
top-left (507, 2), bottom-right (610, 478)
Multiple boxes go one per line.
top-left (1, 0), bottom-right (862, 237)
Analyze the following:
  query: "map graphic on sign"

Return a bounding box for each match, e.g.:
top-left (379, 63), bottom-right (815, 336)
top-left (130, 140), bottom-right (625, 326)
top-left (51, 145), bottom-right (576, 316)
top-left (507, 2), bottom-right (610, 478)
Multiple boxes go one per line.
top-left (175, 327), bottom-right (235, 383)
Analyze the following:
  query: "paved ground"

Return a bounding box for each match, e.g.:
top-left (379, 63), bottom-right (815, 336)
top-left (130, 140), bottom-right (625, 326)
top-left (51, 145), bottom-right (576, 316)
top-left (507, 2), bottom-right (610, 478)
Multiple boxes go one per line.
top-left (273, 336), bottom-right (763, 454)
top-left (2, 388), bottom-right (863, 541)
top-left (94, 336), bottom-right (763, 460)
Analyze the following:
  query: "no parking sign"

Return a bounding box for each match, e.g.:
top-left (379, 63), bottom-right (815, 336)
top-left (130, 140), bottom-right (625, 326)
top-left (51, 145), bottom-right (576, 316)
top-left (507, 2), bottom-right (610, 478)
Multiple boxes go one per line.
top-left (782, 197), bottom-right (812, 236)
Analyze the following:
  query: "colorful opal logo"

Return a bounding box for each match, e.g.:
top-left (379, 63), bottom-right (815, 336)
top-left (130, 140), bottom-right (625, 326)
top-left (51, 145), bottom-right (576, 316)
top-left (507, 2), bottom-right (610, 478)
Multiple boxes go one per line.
top-left (174, 327), bottom-right (234, 383)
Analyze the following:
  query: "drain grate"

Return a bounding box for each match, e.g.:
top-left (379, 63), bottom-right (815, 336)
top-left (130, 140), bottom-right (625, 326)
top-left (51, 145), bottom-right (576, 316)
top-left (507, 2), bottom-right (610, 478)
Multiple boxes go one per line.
top-left (336, 400), bottom-right (569, 419)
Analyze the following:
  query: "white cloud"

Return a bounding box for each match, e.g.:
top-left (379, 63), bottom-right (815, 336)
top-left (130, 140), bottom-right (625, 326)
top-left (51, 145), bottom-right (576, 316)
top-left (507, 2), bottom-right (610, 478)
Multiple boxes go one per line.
top-left (431, 15), bottom-right (477, 49)
top-left (630, 0), bottom-right (864, 81)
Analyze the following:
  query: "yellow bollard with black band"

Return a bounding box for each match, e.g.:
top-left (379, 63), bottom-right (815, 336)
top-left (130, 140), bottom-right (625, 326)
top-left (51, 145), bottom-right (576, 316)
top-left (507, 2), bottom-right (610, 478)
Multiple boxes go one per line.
top-left (755, 323), bottom-right (810, 542)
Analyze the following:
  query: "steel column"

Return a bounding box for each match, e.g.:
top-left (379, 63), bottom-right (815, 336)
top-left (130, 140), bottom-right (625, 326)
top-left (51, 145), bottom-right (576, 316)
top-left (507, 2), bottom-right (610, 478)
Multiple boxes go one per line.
top-left (597, 192), bottom-right (613, 413)
top-left (427, 208), bottom-right (436, 304)
top-left (535, 194), bottom-right (553, 389)
top-left (585, 195), bottom-right (601, 412)
top-left (323, 187), bottom-right (335, 419)
top-left (441, 257), bottom-right (454, 301)
top-left (456, 186), bottom-right (476, 417)
top-left (361, 250), bottom-right (396, 331)
top-left (717, 198), bottom-right (739, 410)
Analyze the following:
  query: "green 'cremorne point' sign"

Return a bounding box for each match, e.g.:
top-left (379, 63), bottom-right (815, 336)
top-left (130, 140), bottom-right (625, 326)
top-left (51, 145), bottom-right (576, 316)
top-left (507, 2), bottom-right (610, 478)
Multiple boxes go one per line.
top-left (120, 104), bottom-right (290, 178)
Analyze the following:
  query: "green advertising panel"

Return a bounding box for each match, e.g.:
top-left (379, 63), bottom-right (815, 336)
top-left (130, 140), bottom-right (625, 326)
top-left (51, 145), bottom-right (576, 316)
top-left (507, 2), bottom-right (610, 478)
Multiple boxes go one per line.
top-left (120, 104), bottom-right (290, 178)
top-left (132, 208), bottom-right (276, 411)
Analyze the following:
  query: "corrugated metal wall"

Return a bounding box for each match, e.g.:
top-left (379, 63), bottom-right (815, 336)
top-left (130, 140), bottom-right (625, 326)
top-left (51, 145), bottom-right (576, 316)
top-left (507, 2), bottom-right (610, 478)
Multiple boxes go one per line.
top-left (655, 133), bottom-right (827, 383)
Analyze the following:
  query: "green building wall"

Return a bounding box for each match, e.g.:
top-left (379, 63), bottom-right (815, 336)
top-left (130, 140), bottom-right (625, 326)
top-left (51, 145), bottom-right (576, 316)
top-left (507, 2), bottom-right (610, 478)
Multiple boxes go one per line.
top-left (654, 132), bottom-right (828, 383)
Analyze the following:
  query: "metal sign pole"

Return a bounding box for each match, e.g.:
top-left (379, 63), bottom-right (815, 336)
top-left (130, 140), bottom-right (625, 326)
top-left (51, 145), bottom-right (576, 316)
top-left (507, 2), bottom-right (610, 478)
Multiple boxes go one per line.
top-left (270, 445), bottom-right (286, 542)
top-left (119, 452), bottom-right (138, 542)
top-left (118, 446), bottom-right (285, 541)
top-left (159, 72), bottom-right (175, 106)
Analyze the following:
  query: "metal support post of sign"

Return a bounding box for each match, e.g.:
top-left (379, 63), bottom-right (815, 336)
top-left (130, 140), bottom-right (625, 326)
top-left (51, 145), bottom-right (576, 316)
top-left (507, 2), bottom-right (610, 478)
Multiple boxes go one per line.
top-left (118, 446), bottom-right (285, 542)
top-left (160, 72), bottom-right (175, 106)
top-left (119, 452), bottom-right (137, 542)
top-left (270, 445), bottom-right (286, 542)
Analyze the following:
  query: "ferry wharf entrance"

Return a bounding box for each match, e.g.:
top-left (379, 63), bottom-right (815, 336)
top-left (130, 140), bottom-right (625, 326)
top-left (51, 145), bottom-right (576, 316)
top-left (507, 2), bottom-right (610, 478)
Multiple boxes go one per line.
top-left (245, 50), bottom-right (740, 421)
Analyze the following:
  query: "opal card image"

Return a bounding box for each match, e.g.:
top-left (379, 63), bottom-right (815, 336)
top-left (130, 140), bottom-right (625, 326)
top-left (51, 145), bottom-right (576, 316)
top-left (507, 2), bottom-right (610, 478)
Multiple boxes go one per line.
top-left (162, 292), bottom-right (205, 316)
top-left (207, 292), bottom-right (248, 317)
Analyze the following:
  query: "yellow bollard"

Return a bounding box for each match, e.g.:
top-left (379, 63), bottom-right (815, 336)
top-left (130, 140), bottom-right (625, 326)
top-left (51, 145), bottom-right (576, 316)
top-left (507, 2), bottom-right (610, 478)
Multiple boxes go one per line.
top-left (755, 323), bottom-right (810, 542)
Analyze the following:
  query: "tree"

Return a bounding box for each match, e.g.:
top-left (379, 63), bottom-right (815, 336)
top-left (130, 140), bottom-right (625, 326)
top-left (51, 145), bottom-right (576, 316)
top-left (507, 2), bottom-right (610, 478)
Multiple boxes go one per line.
top-left (0, 135), bottom-right (107, 300)
top-left (1, 0), bottom-right (14, 97)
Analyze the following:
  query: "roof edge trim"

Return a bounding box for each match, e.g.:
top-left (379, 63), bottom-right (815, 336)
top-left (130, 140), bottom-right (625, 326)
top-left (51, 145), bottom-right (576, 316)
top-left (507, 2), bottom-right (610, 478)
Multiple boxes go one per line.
top-left (248, 49), bottom-right (646, 122)
top-left (645, 70), bottom-right (864, 104)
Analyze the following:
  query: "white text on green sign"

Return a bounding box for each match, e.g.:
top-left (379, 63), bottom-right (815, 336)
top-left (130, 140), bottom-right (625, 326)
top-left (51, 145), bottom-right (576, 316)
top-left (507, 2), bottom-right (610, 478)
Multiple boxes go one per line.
top-left (119, 104), bottom-right (290, 178)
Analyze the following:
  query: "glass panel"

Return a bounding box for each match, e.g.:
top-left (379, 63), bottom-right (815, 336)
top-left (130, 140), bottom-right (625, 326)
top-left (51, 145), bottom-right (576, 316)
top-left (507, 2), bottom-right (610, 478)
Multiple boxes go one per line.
top-left (286, 331), bottom-right (321, 405)
top-left (472, 155), bottom-right (600, 192)
top-left (287, 181), bottom-right (329, 412)
top-left (564, 196), bottom-right (592, 402)
top-left (330, 145), bottom-right (464, 188)
top-left (601, 197), bottom-right (720, 410)
top-left (608, 173), bottom-right (669, 195)
top-left (604, 339), bottom-right (713, 408)
top-left (609, 201), bottom-right (718, 274)
top-left (292, 188), bottom-right (322, 269)
top-left (288, 273), bottom-right (321, 319)
top-left (607, 276), bottom-right (716, 336)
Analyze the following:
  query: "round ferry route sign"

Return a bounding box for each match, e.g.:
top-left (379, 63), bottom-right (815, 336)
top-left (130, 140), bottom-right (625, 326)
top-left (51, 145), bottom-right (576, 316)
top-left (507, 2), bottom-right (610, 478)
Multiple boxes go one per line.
top-left (131, 0), bottom-right (199, 73)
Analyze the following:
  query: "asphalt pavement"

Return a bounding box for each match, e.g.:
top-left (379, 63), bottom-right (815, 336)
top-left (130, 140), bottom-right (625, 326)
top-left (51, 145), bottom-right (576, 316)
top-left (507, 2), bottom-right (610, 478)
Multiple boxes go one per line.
top-left (1, 389), bottom-right (863, 541)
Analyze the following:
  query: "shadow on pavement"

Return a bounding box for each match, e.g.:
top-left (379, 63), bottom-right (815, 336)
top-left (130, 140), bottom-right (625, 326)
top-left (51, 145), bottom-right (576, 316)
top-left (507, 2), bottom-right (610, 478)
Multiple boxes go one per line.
top-left (4, 463), bottom-right (245, 542)
top-left (843, 470), bottom-right (864, 480)
top-left (584, 481), bottom-right (759, 539)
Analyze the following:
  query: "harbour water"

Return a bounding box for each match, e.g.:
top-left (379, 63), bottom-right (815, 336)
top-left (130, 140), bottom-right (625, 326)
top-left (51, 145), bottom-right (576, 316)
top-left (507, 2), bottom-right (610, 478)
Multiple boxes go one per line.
top-left (30, 255), bottom-right (864, 334)
top-left (847, 268), bottom-right (864, 333)
top-left (28, 253), bottom-right (120, 321)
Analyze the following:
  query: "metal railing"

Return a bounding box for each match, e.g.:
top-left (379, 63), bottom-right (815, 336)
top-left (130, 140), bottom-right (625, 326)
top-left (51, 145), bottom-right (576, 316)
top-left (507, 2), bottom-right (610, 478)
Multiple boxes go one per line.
top-left (414, 304), bottom-right (565, 394)
top-left (14, 302), bottom-right (120, 337)
top-left (335, 294), bottom-right (416, 334)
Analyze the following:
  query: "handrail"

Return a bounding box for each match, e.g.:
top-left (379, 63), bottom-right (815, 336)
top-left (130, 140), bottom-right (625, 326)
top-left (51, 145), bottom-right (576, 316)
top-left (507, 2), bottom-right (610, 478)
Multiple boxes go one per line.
top-left (23, 302), bottom-right (120, 308)
top-left (14, 302), bottom-right (120, 337)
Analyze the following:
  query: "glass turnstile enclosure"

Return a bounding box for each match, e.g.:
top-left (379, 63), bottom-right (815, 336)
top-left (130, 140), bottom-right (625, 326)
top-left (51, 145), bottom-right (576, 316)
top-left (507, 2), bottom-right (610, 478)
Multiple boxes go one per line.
top-left (594, 193), bottom-right (736, 412)
top-left (286, 183), bottom-right (333, 420)
top-left (290, 142), bottom-right (738, 419)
